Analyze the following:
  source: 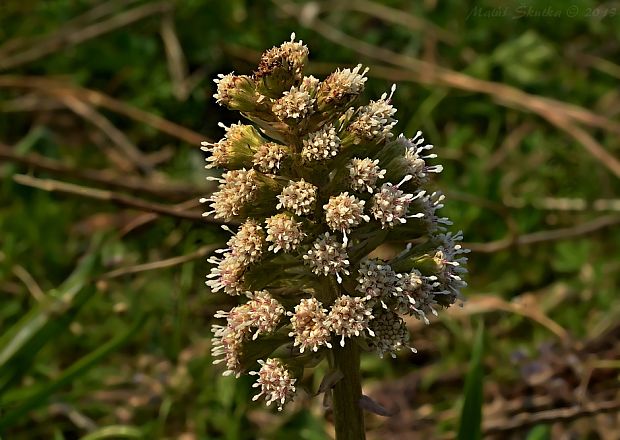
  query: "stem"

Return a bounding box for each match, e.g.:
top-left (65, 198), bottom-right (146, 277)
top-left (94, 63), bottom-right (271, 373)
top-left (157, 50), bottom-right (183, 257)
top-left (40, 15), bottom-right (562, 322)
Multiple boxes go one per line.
top-left (331, 339), bottom-right (366, 440)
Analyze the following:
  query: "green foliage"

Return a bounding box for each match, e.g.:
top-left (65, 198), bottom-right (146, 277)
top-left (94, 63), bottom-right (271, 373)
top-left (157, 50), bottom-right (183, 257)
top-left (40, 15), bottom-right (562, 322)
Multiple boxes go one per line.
top-left (0, 252), bottom-right (99, 396)
top-left (526, 425), bottom-right (551, 440)
top-left (457, 320), bottom-right (484, 440)
top-left (1, 0), bottom-right (619, 438)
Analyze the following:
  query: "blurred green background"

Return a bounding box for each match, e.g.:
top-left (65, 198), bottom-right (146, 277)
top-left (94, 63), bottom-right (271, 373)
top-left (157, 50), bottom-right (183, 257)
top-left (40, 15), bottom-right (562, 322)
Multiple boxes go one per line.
top-left (1, 0), bottom-right (619, 439)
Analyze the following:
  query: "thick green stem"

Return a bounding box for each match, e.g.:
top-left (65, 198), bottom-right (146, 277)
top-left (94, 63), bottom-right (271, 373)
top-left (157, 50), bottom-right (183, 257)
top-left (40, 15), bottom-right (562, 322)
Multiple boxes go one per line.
top-left (331, 339), bottom-right (365, 440)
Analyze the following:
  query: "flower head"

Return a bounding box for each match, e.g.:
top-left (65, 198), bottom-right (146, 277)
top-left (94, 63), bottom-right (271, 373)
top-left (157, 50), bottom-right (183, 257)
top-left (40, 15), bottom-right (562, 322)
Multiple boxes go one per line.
top-left (301, 124), bottom-right (341, 162)
top-left (367, 309), bottom-right (415, 358)
top-left (265, 213), bottom-right (305, 253)
top-left (432, 231), bottom-right (469, 302)
top-left (211, 323), bottom-right (245, 376)
top-left (289, 298), bottom-right (332, 353)
top-left (347, 85), bottom-right (397, 142)
top-left (213, 74), bottom-right (258, 111)
top-left (204, 169), bottom-right (258, 220)
top-left (327, 295), bottom-right (374, 346)
top-left (370, 181), bottom-right (416, 228)
top-left (202, 123), bottom-right (265, 170)
top-left (212, 303), bottom-right (254, 376)
top-left (415, 190), bottom-right (452, 232)
top-left (400, 132), bottom-right (443, 184)
top-left (246, 290), bottom-right (285, 339)
top-left (317, 64), bottom-right (369, 110)
top-left (255, 34), bottom-right (309, 96)
top-left (323, 192), bottom-right (370, 242)
top-left (273, 85), bottom-right (315, 120)
top-left (226, 219), bottom-right (265, 265)
top-left (356, 258), bottom-right (399, 305)
top-left (206, 253), bottom-right (246, 296)
top-left (347, 157), bottom-right (386, 193)
top-left (303, 233), bottom-right (350, 283)
top-left (276, 179), bottom-right (317, 215)
top-left (253, 142), bottom-right (287, 173)
top-left (250, 359), bottom-right (297, 411)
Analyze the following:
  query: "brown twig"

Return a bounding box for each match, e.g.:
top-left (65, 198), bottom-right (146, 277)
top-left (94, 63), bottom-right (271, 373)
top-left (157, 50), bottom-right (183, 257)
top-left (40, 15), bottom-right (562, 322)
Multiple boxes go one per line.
top-left (407, 294), bottom-right (570, 342)
top-left (12, 174), bottom-right (224, 224)
top-left (0, 93), bottom-right (65, 112)
top-left (0, 76), bottom-right (207, 145)
top-left (101, 244), bottom-right (220, 279)
top-left (56, 94), bottom-right (153, 174)
top-left (483, 400), bottom-right (620, 434)
top-left (0, 143), bottom-right (200, 200)
top-left (545, 111), bottom-right (620, 179)
top-left (0, 2), bottom-right (172, 71)
top-left (119, 199), bottom-right (202, 237)
top-left (464, 214), bottom-right (620, 253)
top-left (325, 0), bottom-right (458, 45)
top-left (0, 0), bottom-right (128, 58)
top-left (485, 122), bottom-right (534, 171)
top-left (160, 13), bottom-right (190, 100)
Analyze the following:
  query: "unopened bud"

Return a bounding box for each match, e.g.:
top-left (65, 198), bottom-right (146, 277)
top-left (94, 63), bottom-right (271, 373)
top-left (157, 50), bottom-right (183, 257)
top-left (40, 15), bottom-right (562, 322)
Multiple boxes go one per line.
top-left (213, 74), bottom-right (261, 112)
top-left (316, 64), bottom-right (369, 112)
top-left (255, 33), bottom-right (309, 97)
top-left (202, 123), bottom-right (268, 169)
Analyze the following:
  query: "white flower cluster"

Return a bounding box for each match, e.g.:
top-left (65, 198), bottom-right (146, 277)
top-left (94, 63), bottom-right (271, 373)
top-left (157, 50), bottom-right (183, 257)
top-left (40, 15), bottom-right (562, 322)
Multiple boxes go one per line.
top-left (212, 291), bottom-right (285, 376)
top-left (204, 35), bottom-right (467, 411)
top-left (250, 358), bottom-right (297, 411)
top-left (301, 124), bottom-right (340, 161)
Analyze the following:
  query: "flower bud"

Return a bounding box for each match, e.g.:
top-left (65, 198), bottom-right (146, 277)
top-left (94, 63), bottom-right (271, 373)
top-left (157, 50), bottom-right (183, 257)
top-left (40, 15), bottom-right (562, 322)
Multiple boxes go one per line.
top-left (316, 64), bottom-right (369, 112)
top-left (255, 33), bottom-right (309, 98)
top-left (203, 169), bottom-right (283, 221)
top-left (250, 358), bottom-right (296, 411)
top-left (213, 74), bottom-right (262, 112)
top-left (382, 132), bottom-right (443, 185)
top-left (202, 123), bottom-right (268, 170)
top-left (342, 85), bottom-right (397, 145)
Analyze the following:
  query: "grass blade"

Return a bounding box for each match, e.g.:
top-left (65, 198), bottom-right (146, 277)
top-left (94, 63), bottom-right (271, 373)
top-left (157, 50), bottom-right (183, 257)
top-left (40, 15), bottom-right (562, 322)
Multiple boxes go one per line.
top-left (0, 314), bottom-right (148, 430)
top-left (457, 320), bottom-right (485, 440)
top-left (79, 425), bottom-right (143, 440)
top-left (0, 254), bottom-right (98, 394)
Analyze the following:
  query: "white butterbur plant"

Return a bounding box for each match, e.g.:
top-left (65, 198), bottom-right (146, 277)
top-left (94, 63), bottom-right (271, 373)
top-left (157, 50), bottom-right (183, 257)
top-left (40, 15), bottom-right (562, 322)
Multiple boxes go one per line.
top-left (204, 34), bottom-right (468, 436)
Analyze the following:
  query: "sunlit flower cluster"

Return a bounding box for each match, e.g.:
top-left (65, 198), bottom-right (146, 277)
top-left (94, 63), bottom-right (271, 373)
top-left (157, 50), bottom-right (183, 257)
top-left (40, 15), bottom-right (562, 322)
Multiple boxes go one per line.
top-left (204, 34), bottom-right (467, 410)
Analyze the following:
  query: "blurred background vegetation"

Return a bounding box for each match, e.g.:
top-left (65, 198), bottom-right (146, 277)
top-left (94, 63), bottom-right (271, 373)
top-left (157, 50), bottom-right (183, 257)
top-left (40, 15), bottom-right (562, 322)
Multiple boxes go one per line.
top-left (1, 0), bottom-right (619, 439)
